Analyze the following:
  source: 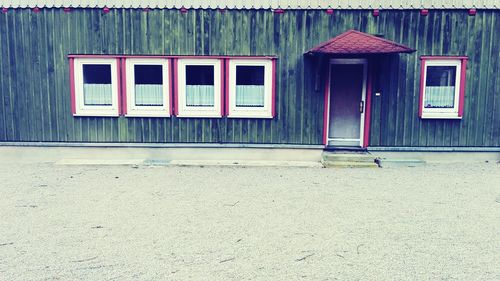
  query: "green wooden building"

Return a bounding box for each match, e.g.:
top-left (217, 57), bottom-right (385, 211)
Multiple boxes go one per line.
top-left (0, 1), bottom-right (499, 150)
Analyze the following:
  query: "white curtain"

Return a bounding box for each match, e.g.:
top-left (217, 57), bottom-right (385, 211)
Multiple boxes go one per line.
top-left (84, 84), bottom-right (112, 105)
top-left (186, 85), bottom-right (214, 107)
top-left (424, 86), bottom-right (455, 108)
top-left (135, 84), bottom-right (163, 106)
top-left (236, 85), bottom-right (264, 107)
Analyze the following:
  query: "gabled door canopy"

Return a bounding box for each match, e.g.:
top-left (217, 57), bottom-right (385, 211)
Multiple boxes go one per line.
top-left (305, 30), bottom-right (415, 55)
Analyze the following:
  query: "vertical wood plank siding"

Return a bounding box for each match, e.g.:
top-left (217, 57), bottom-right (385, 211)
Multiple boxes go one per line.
top-left (0, 9), bottom-right (499, 146)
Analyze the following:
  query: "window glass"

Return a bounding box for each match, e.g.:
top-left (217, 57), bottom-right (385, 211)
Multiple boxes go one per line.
top-left (185, 65), bottom-right (214, 107)
top-left (134, 65), bottom-right (163, 106)
top-left (83, 64), bottom-right (112, 106)
top-left (424, 66), bottom-right (456, 109)
top-left (236, 66), bottom-right (265, 107)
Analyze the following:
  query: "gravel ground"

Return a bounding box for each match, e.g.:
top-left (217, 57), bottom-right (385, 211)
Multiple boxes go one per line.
top-left (0, 162), bottom-right (499, 281)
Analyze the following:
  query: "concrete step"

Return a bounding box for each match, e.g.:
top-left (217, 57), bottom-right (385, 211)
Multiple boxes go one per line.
top-left (322, 161), bottom-right (379, 168)
top-left (322, 152), bottom-right (376, 163)
top-left (168, 159), bottom-right (323, 168)
top-left (375, 158), bottom-right (426, 168)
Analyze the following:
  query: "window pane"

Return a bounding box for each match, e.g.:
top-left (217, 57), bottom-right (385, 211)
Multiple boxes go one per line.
top-left (134, 65), bottom-right (163, 106)
top-left (83, 64), bottom-right (111, 84)
top-left (186, 66), bottom-right (214, 85)
top-left (424, 65), bottom-right (456, 109)
top-left (83, 64), bottom-right (112, 106)
top-left (236, 66), bottom-right (264, 85)
top-left (236, 66), bottom-right (265, 107)
top-left (134, 65), bottom-right (162, 84)
top-left (186, 85), bottom-right (215, 107)
top-left (185, 65), bottom-right (214, 107)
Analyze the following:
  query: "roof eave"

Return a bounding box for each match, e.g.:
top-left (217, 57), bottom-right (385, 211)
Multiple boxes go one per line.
top-left (304, 49), bottom-right (416, 56)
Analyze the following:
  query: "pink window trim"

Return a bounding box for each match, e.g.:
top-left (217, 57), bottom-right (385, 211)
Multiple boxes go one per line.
top-left (225, 59), bottom-right (230, 116)
top-left (172, 58), bottom-right (224, 117)
top-left (418, 59), bottom-right (426, 118)
top-left (225, 58), bottom-right (277, 118)
top-left (420, 56), bottom-right (468, 60)
top-left (221, 58), bottom-right (226, 116)
top-left (69, 58), bottom-right (76, 115)
top-left (68, 54), bottom-right (277, 60)
top-left (169, 59), bottom-right (174, 116)
top-left (121, 57), bottom-right (173, 116)
top-left (173, 58), bottom-right (179, 116)
top-left (120, 58), bottom-right (127, 115)
top-left (219, 58), bottom-right (225, 117)
top-left (68, 55), bottom-right (278, 117)
top-left (458, 59), bottom-right (468, 117)
top-left (419, 56), bottom-right (468, 118)
top-left (271, 59), bottom-right (276, 117)
top-left (116, 59), bottom-right (122, 115)
top-left (70, 57), bottom-right (122, 116)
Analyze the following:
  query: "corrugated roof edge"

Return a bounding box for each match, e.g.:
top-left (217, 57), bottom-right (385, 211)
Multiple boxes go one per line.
top-left (0, 5), bottom-right (498, 9)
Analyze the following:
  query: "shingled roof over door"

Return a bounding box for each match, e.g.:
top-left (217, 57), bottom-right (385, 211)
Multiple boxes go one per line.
top-left (305, 30), bottom-right (415, 55)
top-left (1, 0), bottom-right (498, 9)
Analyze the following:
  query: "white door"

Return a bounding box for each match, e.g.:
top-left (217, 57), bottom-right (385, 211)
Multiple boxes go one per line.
top-left (327, 59), bottom-right (367, 147)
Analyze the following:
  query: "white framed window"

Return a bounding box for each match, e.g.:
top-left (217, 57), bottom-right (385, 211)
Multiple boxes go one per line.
top-left (124, 58), bottom-right (170, 117)
top-left (227, 59), bottom-right (274, 118)
top-left (73, 58), bottom-right (120, 116)
top-left (176, 59), bottom-right (222, 118)
top-left (420, 57), bottom-right (467, 119)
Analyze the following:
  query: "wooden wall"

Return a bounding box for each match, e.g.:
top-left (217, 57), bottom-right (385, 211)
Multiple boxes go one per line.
top-left (369, 10), bottom-right (500, 147)
top-left (0, 9), bottom-right (498, 146)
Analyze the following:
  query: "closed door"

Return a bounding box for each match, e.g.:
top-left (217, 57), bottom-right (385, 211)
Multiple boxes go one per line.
top-left (328, 62), bottom-right (366, 146)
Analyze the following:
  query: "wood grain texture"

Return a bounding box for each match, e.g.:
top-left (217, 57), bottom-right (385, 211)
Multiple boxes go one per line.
top-left (0, 9), bottom-right (498, 146)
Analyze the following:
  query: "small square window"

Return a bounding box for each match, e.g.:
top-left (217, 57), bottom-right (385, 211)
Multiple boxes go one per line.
top-left (235, 66), bottom-right (265, 108)
top-left (82, 65), bottom-right (113, 106)
top-left (72, 58), bottom-right (120, 116)
top-left (228, 59), bottom-right (275, 118)
top-left (419, 57), bottom-right (467, 119)
top-left (125, 58), bottom-right (170, 117)
top-left (186, 65), bottom-right (215, 107)
top-left (176, 59), bottom-right (222, 118)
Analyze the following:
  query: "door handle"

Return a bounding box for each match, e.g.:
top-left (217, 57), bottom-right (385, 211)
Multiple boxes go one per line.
top-left (360, 101), bottom-right (364, 113)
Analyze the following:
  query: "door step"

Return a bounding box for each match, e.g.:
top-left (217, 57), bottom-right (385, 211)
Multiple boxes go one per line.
top-left (322, 151), bottom-right (379, 168)
top-left (323, 161), bottom-right (379, 168)
top-left (324, 146), bottom-right (367, 152)
top-left (374, 158), bottom-right (426, 168)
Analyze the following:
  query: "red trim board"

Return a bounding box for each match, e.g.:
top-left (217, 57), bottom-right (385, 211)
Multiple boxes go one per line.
top-left (68, 54), bottom-right (278, 60)
top-left (458, 58), bottom-right (468, 117)
top-left (220, 59), bottom-right (226, 116)
top-left (116, 59), bottom-right (122, 115)
top-left (69, 58), bottom-right (76, 115)
top-left (418, 59), bottom-right (426, 118)
top-left (173, 58), bottom-right (179, 116)
top-left (272, 59), bottom-right (276, 117)
top-left (225, 59), bottom-right (230, 116)
top-left (420, 56), bottom-right (468, 60)
top-left (322, 65), bottom-right (330, 145)
top-left (120, 58), bottom-right (127, 115)
top-left (363, 62), bottom-right (373, 148)
top-left (168, 59), bottom-right (174, 116)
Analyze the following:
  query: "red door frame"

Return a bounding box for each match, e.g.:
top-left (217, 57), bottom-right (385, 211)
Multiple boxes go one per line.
top-left (322, 59), bottom-right (373, 148)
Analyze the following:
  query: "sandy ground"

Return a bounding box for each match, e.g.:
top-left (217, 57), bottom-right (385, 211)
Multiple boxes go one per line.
top-left (0, 162), bottom-right (499, 281)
